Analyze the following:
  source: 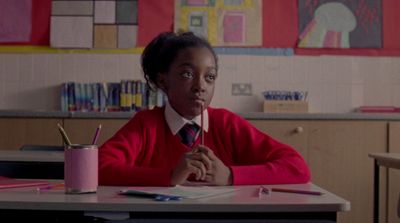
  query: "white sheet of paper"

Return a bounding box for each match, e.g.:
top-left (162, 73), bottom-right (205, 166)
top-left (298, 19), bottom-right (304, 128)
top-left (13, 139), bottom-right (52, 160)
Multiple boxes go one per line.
top-left (123, 185), bottom-right (238, 199)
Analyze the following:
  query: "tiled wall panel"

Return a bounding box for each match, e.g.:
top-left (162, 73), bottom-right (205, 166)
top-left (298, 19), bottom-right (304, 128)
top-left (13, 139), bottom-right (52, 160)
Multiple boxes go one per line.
top-left (0, 54), bottom-right (399, 113)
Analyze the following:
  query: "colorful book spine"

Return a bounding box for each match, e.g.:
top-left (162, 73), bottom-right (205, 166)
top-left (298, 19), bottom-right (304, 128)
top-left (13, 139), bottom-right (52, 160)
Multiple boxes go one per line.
top-left (61, 80), bottom-right (166, 112)
top-left (131, 80), bottom-right (136, 111)
top-left (99, 83), bottom-right (107, 112)
top-left (126, 81), bottom-right (132, 111)
top-left (135, 81), bottom-right (143, 111)
top-left (67, 82), bottom-right (76, 111)
top-left (92, 83), bottom-right (100, 112)
top-left (61, 83), bottom-right (69, 112)
top-left (120, 80), bottom-right (127, 111)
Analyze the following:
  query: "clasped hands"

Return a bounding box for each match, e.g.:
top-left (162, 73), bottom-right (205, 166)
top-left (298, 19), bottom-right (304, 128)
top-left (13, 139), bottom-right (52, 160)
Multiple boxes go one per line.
top-left (171, 145), bottom-right (232, 186)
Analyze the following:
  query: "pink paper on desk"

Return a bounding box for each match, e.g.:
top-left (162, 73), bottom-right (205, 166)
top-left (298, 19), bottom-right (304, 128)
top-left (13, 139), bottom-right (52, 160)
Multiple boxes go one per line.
top-left (0, 176), bottom-right (49, 189)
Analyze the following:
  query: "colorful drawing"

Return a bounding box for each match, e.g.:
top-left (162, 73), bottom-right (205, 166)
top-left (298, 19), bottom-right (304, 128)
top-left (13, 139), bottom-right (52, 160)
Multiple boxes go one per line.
top-left (223, 12), bottom-right (245, 43)
top-left (224, 0), bottom-right (244, 6)
top-left (182, 0), bottom-right (215, 7)
top-left (175, 0), bottom-right (262, 46)
top-left (188, 11), bottom-right (208, 38)
top-left (0, 0), bottom-right (32, 43)
top-left (298, 0), bottom-right (382, 48)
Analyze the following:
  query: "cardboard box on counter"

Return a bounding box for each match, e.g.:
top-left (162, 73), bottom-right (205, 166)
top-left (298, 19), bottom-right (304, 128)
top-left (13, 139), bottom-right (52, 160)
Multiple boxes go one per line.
top-left (263, 100), bottom-right (308, 113)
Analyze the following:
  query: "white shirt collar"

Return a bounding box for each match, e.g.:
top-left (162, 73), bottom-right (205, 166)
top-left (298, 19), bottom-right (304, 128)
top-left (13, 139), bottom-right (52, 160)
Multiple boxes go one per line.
top-left (165, 101), bottom-right (209, 135)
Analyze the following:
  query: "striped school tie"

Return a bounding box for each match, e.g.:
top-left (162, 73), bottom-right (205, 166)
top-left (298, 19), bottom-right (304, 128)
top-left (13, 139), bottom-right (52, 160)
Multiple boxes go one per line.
top-left (178, 123), bottom-right (200, 147)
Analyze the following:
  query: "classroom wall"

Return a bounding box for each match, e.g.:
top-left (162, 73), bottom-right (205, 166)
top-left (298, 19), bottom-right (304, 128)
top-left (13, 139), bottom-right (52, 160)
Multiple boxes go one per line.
top-left (0, 53), bottom-right (399, 113)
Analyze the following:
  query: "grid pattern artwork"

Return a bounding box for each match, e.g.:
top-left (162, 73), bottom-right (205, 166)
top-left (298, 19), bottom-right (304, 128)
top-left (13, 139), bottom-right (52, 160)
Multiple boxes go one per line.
top-left (50, 0), bottom-right (138, 49)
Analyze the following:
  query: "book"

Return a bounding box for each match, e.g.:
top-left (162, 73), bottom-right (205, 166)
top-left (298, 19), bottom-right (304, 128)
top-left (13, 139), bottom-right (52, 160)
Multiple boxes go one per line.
top-left (119, 185), bottom-right (238, 199)
top-left (0, 176), bottom-right (49, 189)
top-left (357, 106), bottom-right (399, 113)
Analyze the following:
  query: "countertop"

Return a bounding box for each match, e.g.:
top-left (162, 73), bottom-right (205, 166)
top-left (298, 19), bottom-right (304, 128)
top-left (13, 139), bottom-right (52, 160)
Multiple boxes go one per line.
top-left (1, 110), bottom-right (400, 120)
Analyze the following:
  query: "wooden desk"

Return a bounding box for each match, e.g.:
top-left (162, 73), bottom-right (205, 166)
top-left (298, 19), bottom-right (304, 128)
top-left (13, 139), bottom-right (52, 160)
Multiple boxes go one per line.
top-left (0, 150), bottom-right (64, 162)
top-left (0, 183), bottom-right (349, 222)
top-left (0, 151), bottom-right (350, 222)
top-left (0, 150), bottom-right (64, 179)
top-left (369, 153), bottom-right (400, 223)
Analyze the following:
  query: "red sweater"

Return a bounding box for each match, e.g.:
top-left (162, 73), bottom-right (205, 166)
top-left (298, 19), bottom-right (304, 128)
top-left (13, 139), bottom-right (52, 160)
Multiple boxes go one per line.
top-left (99, 107), bottom-right (310, 186)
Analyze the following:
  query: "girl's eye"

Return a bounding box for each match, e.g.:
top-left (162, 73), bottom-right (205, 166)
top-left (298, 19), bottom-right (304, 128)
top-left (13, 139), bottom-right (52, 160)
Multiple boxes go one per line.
top-left (205, 73), bottom-right (217, 82)
top-left (181, 72), bottom-right (193, 79)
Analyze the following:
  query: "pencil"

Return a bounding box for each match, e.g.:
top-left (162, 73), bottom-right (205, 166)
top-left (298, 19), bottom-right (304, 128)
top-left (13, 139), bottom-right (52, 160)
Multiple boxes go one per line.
top-left (37, 183), bottom-right (65, 192)
top-left (57, 123), bottom-right (72, 146)
top-left (200, 103), bottom-right (204, 145)
top-left (271, 187), bottom-right (323, 196)
top-left (91, 124), bottom-right (102, 145)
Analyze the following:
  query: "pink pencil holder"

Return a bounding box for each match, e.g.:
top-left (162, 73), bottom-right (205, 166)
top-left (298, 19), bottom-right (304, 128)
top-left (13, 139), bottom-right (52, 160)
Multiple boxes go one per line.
top-left (64, 144), bottom-right (98, 194)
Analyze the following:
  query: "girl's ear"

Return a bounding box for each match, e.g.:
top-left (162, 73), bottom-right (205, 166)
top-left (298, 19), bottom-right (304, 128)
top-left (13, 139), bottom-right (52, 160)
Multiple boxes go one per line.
top-left (156, 73), bottom-right (168, 92)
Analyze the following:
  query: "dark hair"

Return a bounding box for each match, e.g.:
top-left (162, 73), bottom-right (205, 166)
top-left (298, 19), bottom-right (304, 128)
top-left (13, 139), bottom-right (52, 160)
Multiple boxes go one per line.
top-left (141, 32), bottom-right (218, 90)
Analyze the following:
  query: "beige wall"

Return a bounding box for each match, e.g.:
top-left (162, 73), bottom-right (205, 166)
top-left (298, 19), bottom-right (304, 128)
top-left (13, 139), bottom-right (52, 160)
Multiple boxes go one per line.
top-left (0, 53), bottom-right (399, 113)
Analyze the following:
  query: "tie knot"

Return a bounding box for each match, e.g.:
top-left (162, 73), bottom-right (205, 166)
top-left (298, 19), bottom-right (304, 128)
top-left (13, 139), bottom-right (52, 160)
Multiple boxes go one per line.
top-left (178, 123), bottom-right (200, 147)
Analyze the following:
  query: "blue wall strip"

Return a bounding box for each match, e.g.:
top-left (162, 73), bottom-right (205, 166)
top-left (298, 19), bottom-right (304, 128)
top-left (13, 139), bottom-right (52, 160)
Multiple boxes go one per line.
top-left (213, 48), bottom-right (294, 56)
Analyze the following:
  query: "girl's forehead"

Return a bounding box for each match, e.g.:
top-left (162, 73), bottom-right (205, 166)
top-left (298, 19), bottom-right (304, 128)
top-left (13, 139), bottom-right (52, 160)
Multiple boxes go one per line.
top-left (174, 47), bottom-right (216, 64)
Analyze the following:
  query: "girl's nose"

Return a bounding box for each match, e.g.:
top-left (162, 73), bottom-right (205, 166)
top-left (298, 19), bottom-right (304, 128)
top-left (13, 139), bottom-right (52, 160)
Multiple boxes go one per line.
top-left (192, 74), bottom-right (206, 92)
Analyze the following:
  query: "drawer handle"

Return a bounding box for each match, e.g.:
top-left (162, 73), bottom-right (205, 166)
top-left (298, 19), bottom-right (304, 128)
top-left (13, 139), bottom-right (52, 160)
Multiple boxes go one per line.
top-left (293, 127), bottom-right (304, 134)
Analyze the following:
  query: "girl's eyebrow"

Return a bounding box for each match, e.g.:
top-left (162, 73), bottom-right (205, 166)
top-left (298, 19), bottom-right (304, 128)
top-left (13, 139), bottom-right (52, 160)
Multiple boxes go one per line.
top-left (178, 63), bottom-right (217, 70)
top-left (178, 63), bottom-right (194, 68)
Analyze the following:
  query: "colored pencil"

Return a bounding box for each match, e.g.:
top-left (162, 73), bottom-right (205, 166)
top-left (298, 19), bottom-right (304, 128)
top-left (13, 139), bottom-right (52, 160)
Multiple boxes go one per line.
top-left (91, 124), bottom-right (102, 145)
top-left (271, 187), bottom-right (323, 196)
top-left (57, 123), bottom-right (72, 146)
top-left (201, 103), bottom-right (204, 145)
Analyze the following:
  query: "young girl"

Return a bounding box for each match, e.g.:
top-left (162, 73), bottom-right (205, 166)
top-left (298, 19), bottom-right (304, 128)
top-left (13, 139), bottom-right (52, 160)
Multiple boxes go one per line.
top-left (99, 32), bottom-right (310, 186)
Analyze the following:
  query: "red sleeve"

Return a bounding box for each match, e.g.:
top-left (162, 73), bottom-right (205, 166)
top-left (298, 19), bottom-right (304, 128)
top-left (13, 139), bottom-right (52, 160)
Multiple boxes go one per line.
top-left (225, 113), bottom-right (311, 185)
top-left (98, 111), bottom-right (171, 186)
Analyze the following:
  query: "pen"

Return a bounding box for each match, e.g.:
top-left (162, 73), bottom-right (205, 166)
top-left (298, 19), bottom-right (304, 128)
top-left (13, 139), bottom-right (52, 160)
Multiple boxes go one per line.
top-left (119, 190), bottom-right (182, 201)
top-left (271, 187), bottom-right (323, 196)
top-left (57, 123), bottom-right (72, 146)
top-left (200, 103), bottom-right (204, 145)
top-left (91, 124), bottom-right (102, 145)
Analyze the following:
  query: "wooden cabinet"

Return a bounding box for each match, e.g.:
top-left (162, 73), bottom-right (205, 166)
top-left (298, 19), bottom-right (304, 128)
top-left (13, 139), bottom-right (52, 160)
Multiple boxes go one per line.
top-left (250, 120), bottom-right (309, 161)
top-left (0, 116), bottom-right (396, 223)
top-left (63, 119), bottom-right (128, 146)
top-left (388, 122), bottom-right (400, 223)
top-left (250, 120), bottom-right (388, 223)
top-left (307, 121), bottom-right (387, 223)
top-left (0, 118), bottom-right (63, 150)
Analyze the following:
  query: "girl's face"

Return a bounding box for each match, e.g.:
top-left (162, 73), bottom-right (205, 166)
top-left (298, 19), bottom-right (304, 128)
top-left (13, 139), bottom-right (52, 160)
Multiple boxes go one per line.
top-left (158, 47), bottom-right (217, 119)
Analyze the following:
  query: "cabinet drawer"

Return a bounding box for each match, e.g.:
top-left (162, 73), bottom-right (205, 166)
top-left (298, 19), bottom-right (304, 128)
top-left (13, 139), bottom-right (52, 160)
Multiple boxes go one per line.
top-left (249, 120), bottom-right (308, 161)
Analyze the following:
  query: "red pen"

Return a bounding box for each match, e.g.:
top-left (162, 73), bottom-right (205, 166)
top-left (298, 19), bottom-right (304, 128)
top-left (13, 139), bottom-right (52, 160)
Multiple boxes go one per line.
top-left (271, 187), bottom-right (323, 196)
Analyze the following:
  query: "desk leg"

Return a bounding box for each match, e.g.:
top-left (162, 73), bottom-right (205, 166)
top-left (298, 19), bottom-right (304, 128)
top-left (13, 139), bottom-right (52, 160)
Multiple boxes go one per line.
top-left (374, 159), bottom-right (379, 223)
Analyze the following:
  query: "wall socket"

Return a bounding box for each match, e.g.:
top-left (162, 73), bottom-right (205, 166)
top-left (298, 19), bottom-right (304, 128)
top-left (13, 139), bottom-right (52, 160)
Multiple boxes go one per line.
top-left (232, 83), bottom-right (252, 96)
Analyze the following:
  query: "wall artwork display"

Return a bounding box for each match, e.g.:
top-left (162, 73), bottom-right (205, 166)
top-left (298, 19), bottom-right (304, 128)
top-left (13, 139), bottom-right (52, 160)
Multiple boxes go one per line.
top-left (298, 0), bottom-right (382, 49)
top-left (0, 0), bottom-right (32, 43)
top-left (50, 0), bottom-right (138, 49)
top-left (174, 0), bottom-right (262, 46)
top-left (1, 0), bottom-right (399, 56)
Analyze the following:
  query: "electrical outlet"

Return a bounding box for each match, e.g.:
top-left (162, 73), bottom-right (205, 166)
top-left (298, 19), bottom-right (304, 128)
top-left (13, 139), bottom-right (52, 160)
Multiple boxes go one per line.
top-left (232, 83), bottom-right (252, 96)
